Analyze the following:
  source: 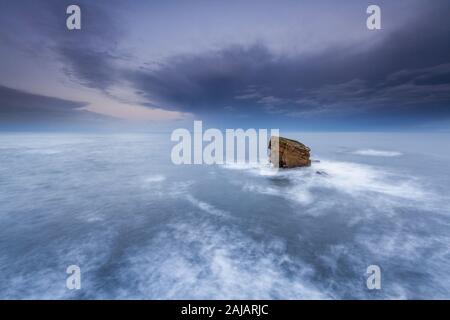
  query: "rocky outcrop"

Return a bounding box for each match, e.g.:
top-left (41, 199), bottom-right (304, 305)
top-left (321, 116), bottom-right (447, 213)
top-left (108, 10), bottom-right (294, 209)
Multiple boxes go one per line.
top-left (268, 136), bottom-right (311, 168)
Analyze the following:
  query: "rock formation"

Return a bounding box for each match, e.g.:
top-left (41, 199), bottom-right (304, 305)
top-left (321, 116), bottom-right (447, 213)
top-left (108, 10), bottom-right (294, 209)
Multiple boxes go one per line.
top-left (268, 136), bottom-right (311, 168)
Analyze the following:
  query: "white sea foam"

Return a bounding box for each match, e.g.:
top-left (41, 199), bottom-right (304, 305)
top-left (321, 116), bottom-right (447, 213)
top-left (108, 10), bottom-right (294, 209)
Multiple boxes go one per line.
top-left (352, 149), bottom-right (403, 157)
top-left (154, 180), bottom-right (230, 218)
top-left (227, 159), bottom-right (429, 212)
top-left (223, 161), bottom-right (278, 176)
top-left (120, 221), bottom-right (328, 299)
top-left (185, 194), bottom-right (229, 217)
top-left (144, 175), bottom-right (166, 183)
top-left (24, 148), bottom-right (63, 155)
top-left (313, 160), bottom-right (424, 199)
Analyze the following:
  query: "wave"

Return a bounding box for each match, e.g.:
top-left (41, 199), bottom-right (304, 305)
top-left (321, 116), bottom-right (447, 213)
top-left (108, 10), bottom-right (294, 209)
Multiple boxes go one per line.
top-left (223, 161), bottom-right (278, 176)
top-left (144, 175), bottom-right (166, 183)
top-left (224, 159), bottom-right (430, 214)
top-left (118, 220), bottom-right (328, 299)
top-left (352, 149), bottom-right (403, 157)
top-left (185, 194), bottom-right (229, 217)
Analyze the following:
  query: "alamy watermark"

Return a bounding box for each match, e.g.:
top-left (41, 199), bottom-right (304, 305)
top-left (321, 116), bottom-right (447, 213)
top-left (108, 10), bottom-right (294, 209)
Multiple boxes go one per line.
top-left (366, 265), bottom-right (381, 290)
top-left (170, 121), bottom-right (279, 167)
top-left (367, 5), bottom-right (381, 30)
top-left (66, 265), bottom-right (81, 290)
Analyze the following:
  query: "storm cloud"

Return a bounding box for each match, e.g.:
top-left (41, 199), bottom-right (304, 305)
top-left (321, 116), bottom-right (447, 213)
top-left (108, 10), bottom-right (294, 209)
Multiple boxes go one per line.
top-left (125, 1), bottom-right (450, 120)
top-left (0, 85), bottom-right (110, 127)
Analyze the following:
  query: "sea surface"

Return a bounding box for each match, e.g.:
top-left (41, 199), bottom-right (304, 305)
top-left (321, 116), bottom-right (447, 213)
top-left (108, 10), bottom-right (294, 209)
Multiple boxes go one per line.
top-left (0, 132), bottom-right (449, 299)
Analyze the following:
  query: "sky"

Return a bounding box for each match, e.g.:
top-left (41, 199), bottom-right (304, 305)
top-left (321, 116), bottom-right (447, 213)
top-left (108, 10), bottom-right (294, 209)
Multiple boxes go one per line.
top-left (0, 0), bottom-right (449, 131)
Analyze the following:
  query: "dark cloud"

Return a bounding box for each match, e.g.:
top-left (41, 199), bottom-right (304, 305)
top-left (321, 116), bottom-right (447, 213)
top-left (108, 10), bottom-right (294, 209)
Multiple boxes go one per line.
top-left (0, 85), bottom-right (109, 125)
top-left (0, 0), bottom-right (124, 90)
top-left (59, 48), bottom-right (120, 90)
top-left (0, 1), bottom-right (125, 129)
top-left (46, 0), bottom-right (125, 91)
top-left (122, 0), bottom-right (450, 120)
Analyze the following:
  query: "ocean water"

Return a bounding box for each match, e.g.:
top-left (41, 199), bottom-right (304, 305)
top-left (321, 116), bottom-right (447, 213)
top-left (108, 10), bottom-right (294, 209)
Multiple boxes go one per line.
top-left (0, 132), bottom-right (449, 299)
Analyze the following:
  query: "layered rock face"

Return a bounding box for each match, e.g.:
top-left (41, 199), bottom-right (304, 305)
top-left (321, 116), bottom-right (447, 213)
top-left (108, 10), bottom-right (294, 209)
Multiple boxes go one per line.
top-left (268, 136), bottom-right (311, 168)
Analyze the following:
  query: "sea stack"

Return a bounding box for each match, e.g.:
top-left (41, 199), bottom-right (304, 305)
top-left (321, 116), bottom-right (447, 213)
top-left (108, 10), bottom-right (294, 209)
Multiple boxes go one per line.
top-left (268, 136), bottom-right (311, 168)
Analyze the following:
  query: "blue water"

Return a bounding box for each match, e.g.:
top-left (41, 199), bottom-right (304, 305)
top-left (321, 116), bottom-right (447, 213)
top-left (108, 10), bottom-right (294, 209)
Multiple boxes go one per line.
top-left (0, 132), bottom-right (449, 299)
